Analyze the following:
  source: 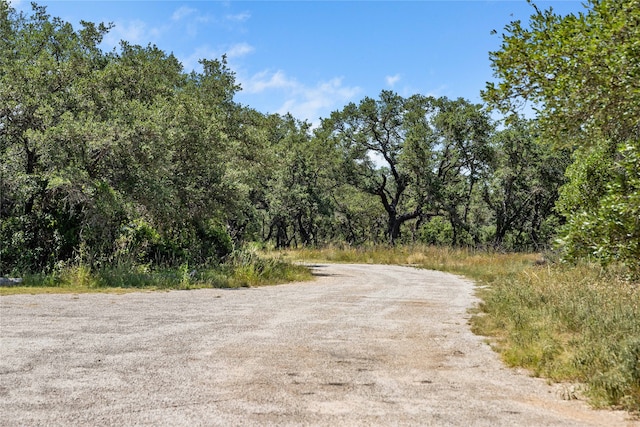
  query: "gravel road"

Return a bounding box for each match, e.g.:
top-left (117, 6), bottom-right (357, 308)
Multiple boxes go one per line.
top-left (0, 264), bottom-right (637, 426)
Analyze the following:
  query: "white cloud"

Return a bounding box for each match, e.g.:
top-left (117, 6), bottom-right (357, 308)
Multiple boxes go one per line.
top-left (423, 84), bottom-right (448, 98)
top-left (178, 46), bottom-right (220, 72)
top-left (102, 20), bottom-right (158, 49)
top-left (242, 70), bottom-right (296, 93)
top-left (279, 78), bottom-right (361, 125)
top-left (171, 7), bottom-right (229, 38)
top-left (226, 42), bottom-right (254, 58)
top-left (172, 6), bottom-right (197, 21)
top-left (225, 12), bottom-right (251, 22)
top-left (239, 70), bottom-right (361, 124)
top-left (386, 74), bottom-right (401, 87)
top-left (178, 42), bottom-right (254, 72)
top-left (196, 15), bottom-right (214, 24)
top-left (171, 7), bottom-right (210, 37)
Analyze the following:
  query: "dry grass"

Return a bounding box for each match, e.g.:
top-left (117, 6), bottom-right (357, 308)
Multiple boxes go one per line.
top-left (474, 263), bottom-right (640, 412)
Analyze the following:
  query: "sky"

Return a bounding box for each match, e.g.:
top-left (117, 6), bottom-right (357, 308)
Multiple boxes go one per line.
top-left (10, 0), bottom-right (588, 125)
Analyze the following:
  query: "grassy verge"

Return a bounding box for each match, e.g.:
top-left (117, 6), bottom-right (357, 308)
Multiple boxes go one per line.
top-left (280, 244), bottom-right (640, 413)
top-left (0, 251), bottom-right (312, 296)
top-left (473, 264), bottom-right (640, 412)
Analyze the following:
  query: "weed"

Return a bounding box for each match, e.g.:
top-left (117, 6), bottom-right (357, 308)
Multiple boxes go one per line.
top-left (1, 250), bottom-right (312, 294)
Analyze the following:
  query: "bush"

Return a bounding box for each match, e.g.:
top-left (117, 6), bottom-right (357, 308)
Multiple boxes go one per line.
top-left (557, 141), bottom-right (640, 278)
top-left (418, 217), bottom-right (454, 245)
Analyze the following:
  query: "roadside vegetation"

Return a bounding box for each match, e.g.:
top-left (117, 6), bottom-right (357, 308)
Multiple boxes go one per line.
top-left (0, 250), bottom-right (311, 295)
top-left (282, 244), bottom-right (640, 413)
top-left (474, 262), bottom-right (639, 412)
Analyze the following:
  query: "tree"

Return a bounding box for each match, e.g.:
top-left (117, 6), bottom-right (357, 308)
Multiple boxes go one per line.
top-left (0, 2), bottom-right (242, 272)
top-left (483, 0), bottom-right (640, 147)
top-left (483, 0), bottom-right (640, 273)
top-left (320, 91), bottom-right (494, 245)
top-left (425, 98), bottom-right (494, 245)
top-left (483, 118), bottom-right (569, 249)
top-left (246, 114), bottom-right (337, 248)
top-left (556, 142), bottom-right (640, 275)
top-left (150, 56), bottom-right (240, 263)
top-left (1, 1), bottom-right (114, 271)
top-left (320, 91), bottom-right (428, 244)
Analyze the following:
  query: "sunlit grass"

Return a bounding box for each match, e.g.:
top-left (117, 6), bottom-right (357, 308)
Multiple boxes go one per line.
top-left (223, 249), bottom-right (313, 287)
top-left (281, 244), bottom-right (537, 281)
top-left (0, 252), bottom-right (312, 296)
top-left (474, 263), bottom-right (640, 411)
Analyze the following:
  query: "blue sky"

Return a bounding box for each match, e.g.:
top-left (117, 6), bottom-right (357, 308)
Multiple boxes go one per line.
top-left (12, 0), bottom-right (587, 124)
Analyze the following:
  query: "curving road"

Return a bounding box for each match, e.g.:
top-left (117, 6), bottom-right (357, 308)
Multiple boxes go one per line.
top-left (0, 264), bottom-right (636, 426)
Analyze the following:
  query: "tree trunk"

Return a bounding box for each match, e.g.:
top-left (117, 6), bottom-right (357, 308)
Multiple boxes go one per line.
top-left (388, 215), bottom-right (401, 245)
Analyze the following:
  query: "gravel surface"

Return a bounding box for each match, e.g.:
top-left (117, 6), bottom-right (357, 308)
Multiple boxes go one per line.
top-left (1, 263), bottom-right (637, 426)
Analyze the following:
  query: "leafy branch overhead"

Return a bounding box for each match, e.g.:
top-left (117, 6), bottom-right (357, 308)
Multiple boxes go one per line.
top-left (483, 0), bottom-right (640, 274)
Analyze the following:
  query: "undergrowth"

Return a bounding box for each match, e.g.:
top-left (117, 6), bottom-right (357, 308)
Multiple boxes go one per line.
top-left (281, 244), bottom-right (640, 413)
top-left (0, 249), bottom-right (311, 295)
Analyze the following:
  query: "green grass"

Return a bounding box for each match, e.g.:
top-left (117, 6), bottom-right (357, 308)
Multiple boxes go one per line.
top-left (473, 264), bottom-right (640, 412)
top-left (279, 244), bottom-right (640, 413)
top-left (0, 252), bottom-right (312, 296)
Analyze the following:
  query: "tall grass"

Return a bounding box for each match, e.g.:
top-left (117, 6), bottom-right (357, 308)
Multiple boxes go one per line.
top-left (0, 250), bottom-right (312, 295)
top-left (285, 244), bottom-right (537, 282)
top-left (281, 244), bottom-right (640, 412)
top-left (474, 264), bottom-right (640, 411)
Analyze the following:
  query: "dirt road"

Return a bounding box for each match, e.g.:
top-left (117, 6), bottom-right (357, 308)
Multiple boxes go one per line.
top-left (0, 264), bottom-right (636, 426)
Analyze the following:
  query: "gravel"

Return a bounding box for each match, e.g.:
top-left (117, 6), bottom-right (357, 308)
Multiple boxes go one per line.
top-left (0, 263), bottom-right (637, 426)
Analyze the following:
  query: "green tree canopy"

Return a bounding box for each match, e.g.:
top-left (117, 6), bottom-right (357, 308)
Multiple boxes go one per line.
top-left (483, 0), bottom-right (640, 147)
top-left (483, 118), bottom-right (569, 249)
top-left (320, 91), bottom-right (494, 245)
top-left (483, 0), bottom-right (640, 274)
top-left (0, 0), bottom-right (579, 274)
top-left (0, 2), bottom-right (241, 272)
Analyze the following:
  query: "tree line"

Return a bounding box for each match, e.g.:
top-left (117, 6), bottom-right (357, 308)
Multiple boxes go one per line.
top-left (1, 0), bottom-right (638, 277)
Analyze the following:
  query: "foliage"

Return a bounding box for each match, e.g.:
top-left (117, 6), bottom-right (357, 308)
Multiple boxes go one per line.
top-left (483, 117), bottom-right (569, 250)
top-left (557, 140), bottom-right (640, 277)
top-left (0, 2), bottom-right (575, 275)
top-left (319, 92), bottom-right (496, 245)
top-left (254, 114), bottom-right (337, 248)
top-left (328, 186), bottom-right (387, 245)
top-left (0, 2), bottom-right (239, 273)
top-left (483, 0), bottom-right (640, 146)
top-left (483, 0), bottom-right (640, 272)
